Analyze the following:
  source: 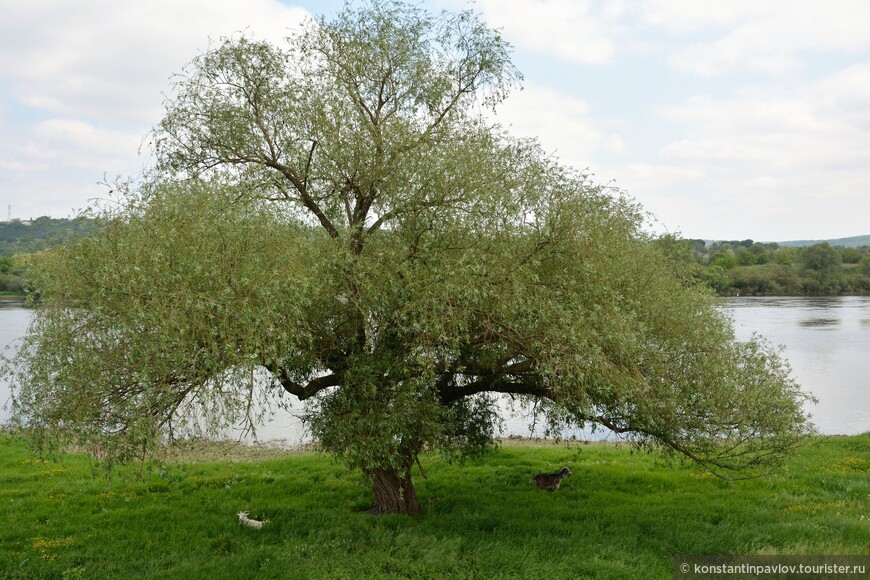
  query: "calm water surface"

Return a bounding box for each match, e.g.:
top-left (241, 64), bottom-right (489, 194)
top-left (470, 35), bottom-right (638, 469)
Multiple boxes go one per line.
top-left (2, 297), bottom-right (868, 439)
top-left (0, 300), bottom-right (32, 425)
top-left (725, 296), bottom-right (870, 436)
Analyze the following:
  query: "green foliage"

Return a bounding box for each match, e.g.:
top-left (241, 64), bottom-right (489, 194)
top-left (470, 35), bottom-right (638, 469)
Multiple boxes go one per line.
top-left (0, 273), bottom-right (24, 294)
top-left (772, 246), bottom-right (799, 266)
top-left (699, 265), bottom-right (729, 294)
top-left (687, 239), bottom-right (870, 296)
top-left (733, 243), bottom-right (771, 266)
top-left (0, 218), bottom-right (98, 295)
top-left (840, 247), bottom-right (864, 264)
top-left (5, 0), bottom-right (814, 510)
top-left (9, 181), bottom-right (322, 460)
top-left (708, 249), bottom-right (738, 270)
top-left (799, 243), bottom-right (843, 294)
top-left (735, 247), bottom-right (758, 266)
top-left (0, 255), bottom-right (29, 294)
top-left (2, 434), bottom-right (869, 578)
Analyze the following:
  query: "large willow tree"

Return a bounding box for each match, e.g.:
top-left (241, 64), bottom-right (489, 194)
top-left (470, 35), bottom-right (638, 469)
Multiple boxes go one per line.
top-left (7, 1), bottom-right (813, 514)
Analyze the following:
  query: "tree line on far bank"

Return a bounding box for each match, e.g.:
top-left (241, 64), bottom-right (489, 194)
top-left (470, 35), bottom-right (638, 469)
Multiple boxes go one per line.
top-left (661, 237), bottom-right (870, 296)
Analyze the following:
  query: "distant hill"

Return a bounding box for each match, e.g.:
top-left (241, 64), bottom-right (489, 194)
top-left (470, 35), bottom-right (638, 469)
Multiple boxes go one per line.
top-left (0, 216), bottom-right (97, 257)
top-left (777, 234), bottom-right (870, 248)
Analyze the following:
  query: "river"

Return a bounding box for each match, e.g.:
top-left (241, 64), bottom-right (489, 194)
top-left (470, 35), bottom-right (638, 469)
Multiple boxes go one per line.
top-left (1, 296), bottom-right (868, 441)
top-left (726, 296), bottom-right (870, 436)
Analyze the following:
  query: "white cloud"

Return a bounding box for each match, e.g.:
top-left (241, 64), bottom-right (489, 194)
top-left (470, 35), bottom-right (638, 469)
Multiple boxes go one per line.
top-left (617, 65), bottom-right (870, 239)
top-left (18, 119), bottom-right (143, 172)
top-left (491, 83), bottom-right (626, 170)
top-left (0, 0), bottom-right (311, 219)
top-left (620, 162), bottom-right (706, 188)
top-left (642, 0), bottom-right (870, 76)
top-left (815, 64), bottom-right (870, 131)
top-left (658, 83), bottom-right (870, 173)
top-left (0, 118), bottom-right (146, 217)
top-left (0, 0), bottom-right (310, 125)
top-left (641, 0), bottom-right (764, 34)
top-left (446, 0), bottom-right (622, 64)
top-left (441, 0), bottom-right (870, 76)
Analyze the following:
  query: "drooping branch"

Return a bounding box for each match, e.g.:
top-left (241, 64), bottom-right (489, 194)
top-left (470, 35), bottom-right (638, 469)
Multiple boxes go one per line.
top-left (569, 411), bottom-right (802, 479)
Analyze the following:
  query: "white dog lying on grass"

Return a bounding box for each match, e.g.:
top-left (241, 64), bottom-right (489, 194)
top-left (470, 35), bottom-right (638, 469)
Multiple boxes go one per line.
top-left (237, 511), bottom-right (267, 529)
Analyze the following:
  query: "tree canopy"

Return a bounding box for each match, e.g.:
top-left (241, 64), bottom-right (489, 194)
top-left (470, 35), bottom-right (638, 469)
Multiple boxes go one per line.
top-left (6, 0), bottom-right (813, 515)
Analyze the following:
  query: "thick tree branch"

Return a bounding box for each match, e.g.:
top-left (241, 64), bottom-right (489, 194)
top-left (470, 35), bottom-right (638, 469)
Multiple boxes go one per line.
top-left (265, 362), bottom-right (340, 400)
top-left (439, 374), bottom-right (548, 405)
top-left (265, 159), bottom-right (340, 238)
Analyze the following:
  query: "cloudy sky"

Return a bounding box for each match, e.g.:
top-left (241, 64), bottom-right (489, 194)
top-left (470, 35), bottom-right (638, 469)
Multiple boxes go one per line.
top-left (2, 0), bottom-right (869, 241)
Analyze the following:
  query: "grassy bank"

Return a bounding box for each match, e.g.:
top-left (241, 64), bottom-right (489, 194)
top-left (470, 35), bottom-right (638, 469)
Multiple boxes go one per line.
top-left (1, 433), bottom-right (868, 579)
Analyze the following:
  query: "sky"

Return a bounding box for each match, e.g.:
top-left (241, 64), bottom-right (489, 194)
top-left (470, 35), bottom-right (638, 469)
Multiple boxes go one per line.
top-left (1, 1), bottom-right (869, 242)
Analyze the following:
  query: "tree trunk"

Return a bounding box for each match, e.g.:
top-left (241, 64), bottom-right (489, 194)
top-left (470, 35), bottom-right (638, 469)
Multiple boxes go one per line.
top-left (367, 468), bottom-right (423, 515)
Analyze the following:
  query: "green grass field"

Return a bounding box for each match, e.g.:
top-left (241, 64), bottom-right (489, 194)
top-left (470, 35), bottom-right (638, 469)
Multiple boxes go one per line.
top-left (1, 433), bottom-right (868, 579)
